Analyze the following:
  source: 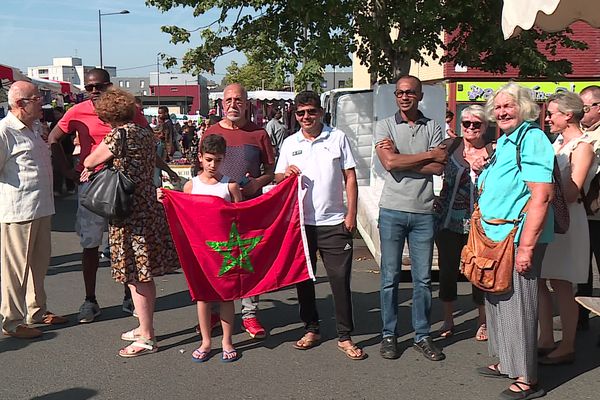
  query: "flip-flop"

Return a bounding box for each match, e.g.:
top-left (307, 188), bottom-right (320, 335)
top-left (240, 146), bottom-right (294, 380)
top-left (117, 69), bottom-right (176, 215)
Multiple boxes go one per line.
top-left (337, 342), bottom-right (366, 360)
top-left (292, 333), bottom-right (320, 350)
top-left (120, 329), bottom-right (141, 341)
top-left (118, 338), bottom-right (158, 358)
top-left (221, 349), bottom-right (238, 363)
top-left (476, 363), bottom-right (509, 379)
top-left (191, 348), bottom-right (211, 363)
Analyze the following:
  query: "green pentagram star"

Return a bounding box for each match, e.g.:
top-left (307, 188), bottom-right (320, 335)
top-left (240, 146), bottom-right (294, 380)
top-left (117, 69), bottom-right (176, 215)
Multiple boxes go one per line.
top-left (206, 222), bottom-right (263, 276)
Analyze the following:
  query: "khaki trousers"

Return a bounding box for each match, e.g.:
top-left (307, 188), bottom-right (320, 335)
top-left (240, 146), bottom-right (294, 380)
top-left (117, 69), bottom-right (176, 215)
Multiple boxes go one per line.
top-left (1, 216), bottom-right (51, 332)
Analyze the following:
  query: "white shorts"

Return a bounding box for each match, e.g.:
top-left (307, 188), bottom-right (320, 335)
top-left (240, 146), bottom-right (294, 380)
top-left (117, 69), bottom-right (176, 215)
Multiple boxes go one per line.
top-left (76, 182), bottom-right (108, 249)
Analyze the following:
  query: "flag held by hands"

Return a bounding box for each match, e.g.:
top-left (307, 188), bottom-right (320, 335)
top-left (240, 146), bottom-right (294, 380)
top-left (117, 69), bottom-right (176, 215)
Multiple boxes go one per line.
top-left (162, 176), bottom-right (313, 302)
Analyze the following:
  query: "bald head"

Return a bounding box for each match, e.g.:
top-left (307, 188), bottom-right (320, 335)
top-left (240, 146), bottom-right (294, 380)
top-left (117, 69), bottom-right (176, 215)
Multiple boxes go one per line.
top-left (223, 83), bottom-right (248, 100)
top-left (8, 81), bottom-right (37, 108)
top-left (580, 85), bottom-right (600, 128)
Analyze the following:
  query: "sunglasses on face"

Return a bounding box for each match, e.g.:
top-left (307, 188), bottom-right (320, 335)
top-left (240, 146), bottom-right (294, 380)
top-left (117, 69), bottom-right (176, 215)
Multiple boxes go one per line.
top-left (394, 89), bottom-right (418, 98)
top-left (295, 108), bottom-right (320, 117)
top-left (84, 82), bottom-right (111, 92)
top-left (461, 121), bottom-right (482, 129)
top-left (583, 102), bottom-right (600, 113)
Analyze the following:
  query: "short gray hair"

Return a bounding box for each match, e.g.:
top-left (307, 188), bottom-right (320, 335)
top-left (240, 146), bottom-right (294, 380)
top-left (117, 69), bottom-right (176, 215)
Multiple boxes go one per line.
top-left (485, 82), bottom-right (540, 123)
top-left (460, 105), bottom-right (487, 125)
top-left (547, 91), bottom-right (584, 122)
top-left (580, 85), bottom-right (600, 102)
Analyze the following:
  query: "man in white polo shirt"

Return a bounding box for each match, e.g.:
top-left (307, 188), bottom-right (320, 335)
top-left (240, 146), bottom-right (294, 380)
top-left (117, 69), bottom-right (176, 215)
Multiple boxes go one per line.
top-left (275, 91), bottom-right (364, 360)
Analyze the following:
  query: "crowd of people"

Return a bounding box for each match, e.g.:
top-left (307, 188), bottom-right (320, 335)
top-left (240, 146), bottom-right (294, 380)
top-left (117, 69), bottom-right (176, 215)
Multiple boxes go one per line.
top-left (2, 69), bottom-right (600, 399)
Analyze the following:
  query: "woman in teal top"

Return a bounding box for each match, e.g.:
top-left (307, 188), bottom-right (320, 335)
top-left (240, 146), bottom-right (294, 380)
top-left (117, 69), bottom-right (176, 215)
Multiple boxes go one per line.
top-left (476, 83), bottom-right (554, 400)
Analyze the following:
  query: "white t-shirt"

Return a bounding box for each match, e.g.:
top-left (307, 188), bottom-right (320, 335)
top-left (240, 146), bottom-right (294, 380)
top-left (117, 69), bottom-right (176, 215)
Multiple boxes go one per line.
top-left (275, 125), bottom-right (356, 226)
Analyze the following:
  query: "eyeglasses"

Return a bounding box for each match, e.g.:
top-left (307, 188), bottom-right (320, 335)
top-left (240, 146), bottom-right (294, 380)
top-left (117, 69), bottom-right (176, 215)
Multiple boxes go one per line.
top-left (461, 121), bottom-right (482, 129)
top-left (393, 89), bottom-right (418, 98)
top-left (583, 102), bottom-right (600, 113)
top-left (19, 95), bottom-right (42, 103)
top-left (84, 82), bottom-right (111, 92)
top-left (295, 108), bottom-right (320, 117)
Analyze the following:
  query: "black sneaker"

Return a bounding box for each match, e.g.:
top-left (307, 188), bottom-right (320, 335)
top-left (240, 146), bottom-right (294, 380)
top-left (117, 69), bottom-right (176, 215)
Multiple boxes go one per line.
top-left (413, 337), bottom-right (445, 361)
top-left (380, 336), bottom-right (399, 359)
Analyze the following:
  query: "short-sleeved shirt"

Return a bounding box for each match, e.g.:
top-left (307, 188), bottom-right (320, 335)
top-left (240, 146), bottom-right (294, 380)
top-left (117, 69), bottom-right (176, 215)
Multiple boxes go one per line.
top-left (204, 121), bottom-right (275, 198)
top-left (275, 125), bottom-right (356, 226)
top-left (375, 111), bottom-right (443, 213)
top-left (58, 100), bottom-right (148, 172)
top-left (0, 112), bottom-right (54, 223)
top-left (477, 121), bottom-right (555, 243)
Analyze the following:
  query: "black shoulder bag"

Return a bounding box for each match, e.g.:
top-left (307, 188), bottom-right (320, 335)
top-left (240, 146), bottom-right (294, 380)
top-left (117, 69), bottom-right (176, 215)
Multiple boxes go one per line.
top-left (80, 128), bottom-right (136, 220)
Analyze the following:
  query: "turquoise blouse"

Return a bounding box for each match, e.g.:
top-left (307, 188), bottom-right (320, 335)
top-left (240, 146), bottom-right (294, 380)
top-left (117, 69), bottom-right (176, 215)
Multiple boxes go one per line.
top-left (477, 121), bottom-right (555, 243)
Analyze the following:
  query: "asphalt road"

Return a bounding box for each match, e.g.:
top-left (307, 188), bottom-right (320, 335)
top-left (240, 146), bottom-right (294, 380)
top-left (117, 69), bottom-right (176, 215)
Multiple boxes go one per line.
top-left (0, 194), bottom-right (599, 400)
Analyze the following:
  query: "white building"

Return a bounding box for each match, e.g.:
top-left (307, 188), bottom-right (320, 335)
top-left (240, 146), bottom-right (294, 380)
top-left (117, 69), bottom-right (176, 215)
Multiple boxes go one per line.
top-left (27, 57), bottom-right (116, 89)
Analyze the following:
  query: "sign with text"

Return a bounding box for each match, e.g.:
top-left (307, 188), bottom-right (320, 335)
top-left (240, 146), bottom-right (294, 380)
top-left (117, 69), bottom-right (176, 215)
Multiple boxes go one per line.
top-left (455, 81), bottom-right (600, 102)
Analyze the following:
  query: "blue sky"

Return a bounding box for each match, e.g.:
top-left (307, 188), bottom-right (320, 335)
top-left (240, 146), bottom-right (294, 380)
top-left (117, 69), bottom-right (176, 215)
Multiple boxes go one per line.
top-left (0, 0), bottom-right (244, 82)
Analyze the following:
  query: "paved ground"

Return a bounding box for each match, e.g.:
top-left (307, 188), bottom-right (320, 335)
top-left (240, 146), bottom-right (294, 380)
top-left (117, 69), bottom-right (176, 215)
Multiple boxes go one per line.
top-left (1, 194), bottom-right (599, 400)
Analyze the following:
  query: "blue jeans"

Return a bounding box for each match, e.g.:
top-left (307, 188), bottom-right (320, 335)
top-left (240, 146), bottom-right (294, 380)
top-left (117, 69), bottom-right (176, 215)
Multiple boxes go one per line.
top-left (379, 208), bottom-right (434, 343)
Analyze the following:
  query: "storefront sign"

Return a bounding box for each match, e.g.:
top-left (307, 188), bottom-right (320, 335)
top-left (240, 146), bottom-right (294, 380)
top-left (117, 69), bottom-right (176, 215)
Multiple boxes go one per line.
top-left (455, 81), bottom-right (600, 102)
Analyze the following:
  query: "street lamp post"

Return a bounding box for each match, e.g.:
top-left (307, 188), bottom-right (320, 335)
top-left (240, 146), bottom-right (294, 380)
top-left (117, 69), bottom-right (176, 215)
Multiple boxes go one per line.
top-left (156, 53), bottom-right (161, 108)
top-left (98, 9), bottom-right (129, 68)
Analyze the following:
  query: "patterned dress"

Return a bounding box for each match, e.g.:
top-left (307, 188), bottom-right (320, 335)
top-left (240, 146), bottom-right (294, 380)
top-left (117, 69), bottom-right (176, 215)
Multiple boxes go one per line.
top-left (104, 123), bottom-right (179, 283)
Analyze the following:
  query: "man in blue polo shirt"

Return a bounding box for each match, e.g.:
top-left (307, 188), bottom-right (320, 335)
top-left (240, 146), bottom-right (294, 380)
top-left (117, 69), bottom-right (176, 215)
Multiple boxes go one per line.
top-left (275, 90), bottom-right (364, 360)
top-left (375, 75), bottom-right (447, 361)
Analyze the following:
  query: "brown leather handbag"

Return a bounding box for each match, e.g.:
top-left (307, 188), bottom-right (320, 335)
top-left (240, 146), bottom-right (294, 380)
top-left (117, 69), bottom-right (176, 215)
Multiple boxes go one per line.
top-left (460, 200), bottom-right (528, 294)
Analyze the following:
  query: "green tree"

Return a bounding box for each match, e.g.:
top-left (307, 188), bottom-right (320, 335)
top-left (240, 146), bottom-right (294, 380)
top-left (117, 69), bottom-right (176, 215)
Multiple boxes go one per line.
top-left (222, 52), bottom-right (287, 90)
top-left (146, 0), bottom-right (586, 85)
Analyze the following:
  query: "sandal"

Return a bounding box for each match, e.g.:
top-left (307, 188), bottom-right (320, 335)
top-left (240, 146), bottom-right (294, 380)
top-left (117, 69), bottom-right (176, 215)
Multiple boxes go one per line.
top-left (191, 348), bottom-right (211, 363)
top-left (221, 349), bottom-right (238, 363)
top-left (292, 333), bottom-right (320, 350)
top-left (337, 341), bottom-right (366, 360)
top-left (439, 323), bottom-right (454, 338)
top-left (120, 328), bottom-right (141, 341)
top-left (118, 338), bottom-right (158, 358)
top-left (500, 381), bottom-right (546, 400)
top-left (476, 363), bottom-right (509, 379)
top-left (475, 323), bottom-right (488, 341)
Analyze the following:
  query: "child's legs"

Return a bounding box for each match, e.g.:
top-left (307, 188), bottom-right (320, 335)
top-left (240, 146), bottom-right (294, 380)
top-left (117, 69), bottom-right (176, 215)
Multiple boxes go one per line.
top-left (196, 301), bottom-right (212, 350)
top-left (220, 301), bottom-right (235, 350)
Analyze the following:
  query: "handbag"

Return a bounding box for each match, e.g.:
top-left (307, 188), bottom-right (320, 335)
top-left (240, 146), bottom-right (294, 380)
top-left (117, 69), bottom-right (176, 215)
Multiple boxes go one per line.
top-left (80, 128), bottom-right (136, 220)
top-left (460, 202), bottom-right (527, 294)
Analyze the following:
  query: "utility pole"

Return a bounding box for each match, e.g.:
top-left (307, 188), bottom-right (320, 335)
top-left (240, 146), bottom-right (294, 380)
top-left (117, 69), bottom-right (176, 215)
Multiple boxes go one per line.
top-left (156, 53), bottom-right (161, 108)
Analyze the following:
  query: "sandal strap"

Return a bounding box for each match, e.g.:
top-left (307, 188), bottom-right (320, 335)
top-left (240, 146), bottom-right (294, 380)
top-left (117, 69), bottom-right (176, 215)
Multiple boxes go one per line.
top-left (512, 381), bottom-right (531, 392)
top-left (131, 338), bottom-right (155, 350)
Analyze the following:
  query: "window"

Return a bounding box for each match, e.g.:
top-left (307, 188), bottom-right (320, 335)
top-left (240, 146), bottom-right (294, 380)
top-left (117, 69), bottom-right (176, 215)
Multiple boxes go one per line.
top-left (38, 69), bottom-right (48, 75)
top-left (338, 80), bottom-right (346, 88)
top-left (119, 81), bottom-right (124, 87)
top-left (140, 81), bottom-right (145, 88)
top-left (125, 81), bottom-right (130, 88)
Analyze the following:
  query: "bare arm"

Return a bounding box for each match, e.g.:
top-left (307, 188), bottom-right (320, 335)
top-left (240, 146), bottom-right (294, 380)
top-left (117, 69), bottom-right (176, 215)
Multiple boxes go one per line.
top-left (241, 163), bottom-right (275, 197)
top-left (229, 182), bottom-right (243, 203)
top-left (563, 142), bottom-right (595, 203)
top-left (48, 125), bottom-right (78, 181)
top-left (343, 168), bottom-right (358, 231)
top-left (413, 162), bottom-right (445, 175)
top-left (155, 155), bottom-right (180, 182)
top-left (515, 181), bottom-right (553, 274)
top-left (375, 138), bottom-right (447, 173)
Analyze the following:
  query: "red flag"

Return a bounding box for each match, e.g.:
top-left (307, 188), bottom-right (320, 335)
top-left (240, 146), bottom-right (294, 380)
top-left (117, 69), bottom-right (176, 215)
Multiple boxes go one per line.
top-left (162, 176), bottom-right (314, 302)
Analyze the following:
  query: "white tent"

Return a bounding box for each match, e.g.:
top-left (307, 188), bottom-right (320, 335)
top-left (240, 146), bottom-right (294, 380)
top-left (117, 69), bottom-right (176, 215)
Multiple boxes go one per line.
top-left (502, 0), bottom-right (600, 39)
top-left (209, 90), bottom-right (295, 101)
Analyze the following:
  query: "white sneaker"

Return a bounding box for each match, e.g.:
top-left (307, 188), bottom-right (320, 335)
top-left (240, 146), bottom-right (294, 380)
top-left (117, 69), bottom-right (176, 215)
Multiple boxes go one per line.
top-left (78, 300), bottom-right (101, 323)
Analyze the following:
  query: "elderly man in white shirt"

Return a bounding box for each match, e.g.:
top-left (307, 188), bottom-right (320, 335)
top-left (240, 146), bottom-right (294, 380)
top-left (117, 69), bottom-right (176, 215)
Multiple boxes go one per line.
top-left (0, 81), bottom-right (67, 339)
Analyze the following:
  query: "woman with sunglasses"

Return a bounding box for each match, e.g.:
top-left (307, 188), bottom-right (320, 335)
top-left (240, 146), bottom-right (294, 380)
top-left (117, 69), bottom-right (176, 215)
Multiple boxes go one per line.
top-left (433, 105), bottom-right (491, 341)
top-left (537, 92), bottom-right (596, 365)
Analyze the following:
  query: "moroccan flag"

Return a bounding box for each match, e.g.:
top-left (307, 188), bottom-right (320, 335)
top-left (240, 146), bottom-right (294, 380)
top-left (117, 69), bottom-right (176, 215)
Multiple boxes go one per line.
top-left (162, 175), bottom-right (314, 302)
